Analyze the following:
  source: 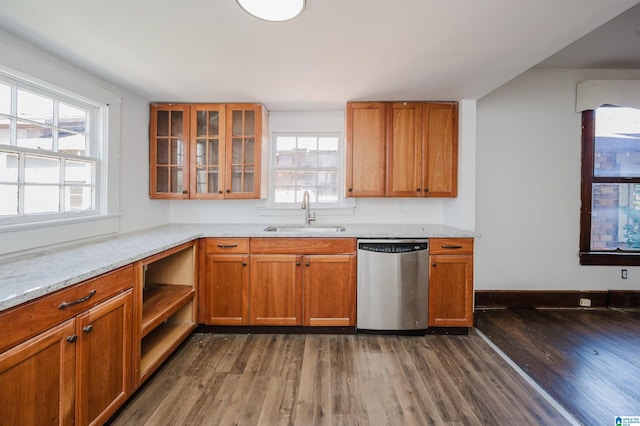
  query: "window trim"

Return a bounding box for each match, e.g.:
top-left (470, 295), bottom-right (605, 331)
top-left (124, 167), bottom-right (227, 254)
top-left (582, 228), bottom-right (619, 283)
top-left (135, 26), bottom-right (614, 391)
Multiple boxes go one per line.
top-left (579, 109), bottom-right (640, 266)
top-left (0, 70), bottom-right (107, 227)
top-left (258, 131), bottom-right (355, 214)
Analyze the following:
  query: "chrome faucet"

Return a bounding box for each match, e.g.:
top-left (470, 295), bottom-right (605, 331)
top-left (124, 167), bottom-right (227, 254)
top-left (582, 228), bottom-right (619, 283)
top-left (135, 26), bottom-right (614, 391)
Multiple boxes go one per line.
top-left (301, 190), bottom-right (316, 225)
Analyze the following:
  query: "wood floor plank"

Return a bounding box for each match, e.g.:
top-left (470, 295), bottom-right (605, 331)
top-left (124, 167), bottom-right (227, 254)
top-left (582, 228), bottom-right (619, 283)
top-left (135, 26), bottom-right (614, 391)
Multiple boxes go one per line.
top-left (476, 308), bottom-right (640, 426)
top-left (109, 331), bottom-right (570, 425)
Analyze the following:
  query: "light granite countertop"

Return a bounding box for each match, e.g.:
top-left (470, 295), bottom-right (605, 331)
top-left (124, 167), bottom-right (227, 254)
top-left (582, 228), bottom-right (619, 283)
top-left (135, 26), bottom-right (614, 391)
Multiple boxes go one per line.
top-left (0, 223), bottom-right (477, 312)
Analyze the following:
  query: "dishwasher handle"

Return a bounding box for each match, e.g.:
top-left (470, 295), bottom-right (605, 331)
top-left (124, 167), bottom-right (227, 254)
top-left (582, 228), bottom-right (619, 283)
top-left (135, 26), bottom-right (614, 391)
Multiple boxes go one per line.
top-left (358, 241), bottom-right (428, 254)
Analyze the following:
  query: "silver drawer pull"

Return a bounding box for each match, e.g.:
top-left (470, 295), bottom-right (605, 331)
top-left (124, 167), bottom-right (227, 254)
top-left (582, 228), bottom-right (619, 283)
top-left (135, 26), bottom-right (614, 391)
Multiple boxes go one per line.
top-left (58, 289), bottom-right (96, 310)
top-left (217, 244), bottom-right (238, 248)
top-left (441, 244), bottom-right (463, 249)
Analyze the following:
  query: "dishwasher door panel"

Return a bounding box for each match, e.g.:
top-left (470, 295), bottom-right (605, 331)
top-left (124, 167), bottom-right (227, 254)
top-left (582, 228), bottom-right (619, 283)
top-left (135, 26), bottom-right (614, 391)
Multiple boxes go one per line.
top-left (357, 242), bottom-right (429, 331)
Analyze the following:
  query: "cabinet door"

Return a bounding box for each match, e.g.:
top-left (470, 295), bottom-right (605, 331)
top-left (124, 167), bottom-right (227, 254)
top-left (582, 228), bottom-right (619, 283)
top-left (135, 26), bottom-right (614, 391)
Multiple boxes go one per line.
top-left (204, 254), bottom-right (249, 325)
top-left (303, 254), bottom-right (356, 326)
top-left (249, 254), bottom-right (303, 325)
top-left (346, 102), bottom-right (387, 197)
top-left (225, 104), bottom-right (262, 199)
top-left (150, 104), bottom-right (190, 199)
top-left (190, 104), bottom-right (225, 199)
top-left (428, 255), bottom-right (473, 327)
top-left (422, 102), bottom-right (458, 197)
top-left (76, 290), bottom-right (133, 426)
top-left (387, 102), bottom-right (423, 197)
top-left (0, 318), bottom-right (76, 426)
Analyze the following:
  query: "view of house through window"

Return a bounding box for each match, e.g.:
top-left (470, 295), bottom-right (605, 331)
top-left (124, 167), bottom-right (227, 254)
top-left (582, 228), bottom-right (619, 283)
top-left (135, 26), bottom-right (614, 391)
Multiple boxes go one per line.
top-left (272, 133), bottom-right (340, 204)
top-left (0, 77), bottom-right (99, 221)
top-left (588, 106), bottom-right (640, 251)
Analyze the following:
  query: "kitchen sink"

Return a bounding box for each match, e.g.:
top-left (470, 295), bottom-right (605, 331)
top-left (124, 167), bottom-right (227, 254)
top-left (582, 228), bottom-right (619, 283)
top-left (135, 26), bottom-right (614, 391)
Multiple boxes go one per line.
top-left (263, 225), bottom-right (346, 233)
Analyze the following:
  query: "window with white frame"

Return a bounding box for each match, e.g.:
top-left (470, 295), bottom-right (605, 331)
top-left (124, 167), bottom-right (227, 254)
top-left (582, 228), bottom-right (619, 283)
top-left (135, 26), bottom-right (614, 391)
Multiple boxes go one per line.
top-left (0, 75), bottom-right (104, 224)
top-left (272, 133), bottom-right (340, 204)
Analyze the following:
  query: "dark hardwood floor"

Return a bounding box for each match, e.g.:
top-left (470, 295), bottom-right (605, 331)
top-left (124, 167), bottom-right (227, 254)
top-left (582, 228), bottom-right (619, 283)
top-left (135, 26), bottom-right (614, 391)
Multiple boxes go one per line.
top-left (110, 331), bottom-right (569, 425)
top-left (475, 308), bottom-right (640, 426)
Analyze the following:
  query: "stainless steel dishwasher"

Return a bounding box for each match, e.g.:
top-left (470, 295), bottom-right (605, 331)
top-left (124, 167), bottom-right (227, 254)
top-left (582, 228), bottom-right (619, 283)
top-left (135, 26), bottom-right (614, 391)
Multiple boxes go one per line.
top-left (357, 239), bottom-right (429, 333)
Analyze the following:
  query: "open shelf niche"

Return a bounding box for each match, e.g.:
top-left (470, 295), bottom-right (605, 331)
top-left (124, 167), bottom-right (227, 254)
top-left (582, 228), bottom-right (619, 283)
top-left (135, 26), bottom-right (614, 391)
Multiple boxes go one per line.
top-left (135, 241), bottom-right (196, 385)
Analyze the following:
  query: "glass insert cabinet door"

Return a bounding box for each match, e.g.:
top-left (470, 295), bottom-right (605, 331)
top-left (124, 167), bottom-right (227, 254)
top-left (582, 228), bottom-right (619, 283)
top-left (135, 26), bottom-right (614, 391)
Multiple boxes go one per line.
top-left (224, 104), bottom-right (262, 199)
top-left (190, 104), bottom-right (226, 199)
top-left (150, 104), bottom-right (190, 199)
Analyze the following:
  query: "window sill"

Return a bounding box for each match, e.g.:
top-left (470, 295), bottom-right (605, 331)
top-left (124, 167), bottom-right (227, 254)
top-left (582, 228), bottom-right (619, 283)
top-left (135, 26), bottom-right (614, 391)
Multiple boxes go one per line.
top-left (0, 214), bottom-right (120, 257)
top-left (580, 251), bottom-right (640, 266)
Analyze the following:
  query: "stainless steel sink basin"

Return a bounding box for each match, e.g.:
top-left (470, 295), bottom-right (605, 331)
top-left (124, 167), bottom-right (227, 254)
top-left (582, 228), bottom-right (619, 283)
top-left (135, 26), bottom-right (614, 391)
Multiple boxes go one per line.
top-left (263, 225), bottom-right (346, 233)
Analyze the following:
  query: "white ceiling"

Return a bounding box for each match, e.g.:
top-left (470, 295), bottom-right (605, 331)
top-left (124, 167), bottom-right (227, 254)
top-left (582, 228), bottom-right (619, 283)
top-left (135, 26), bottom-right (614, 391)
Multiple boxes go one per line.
top-left (0, 0), bottom-right (638, 111)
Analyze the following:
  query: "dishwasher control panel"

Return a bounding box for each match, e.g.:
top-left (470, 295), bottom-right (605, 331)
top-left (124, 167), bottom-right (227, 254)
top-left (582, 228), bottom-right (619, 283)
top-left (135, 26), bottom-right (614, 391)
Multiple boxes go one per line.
top-left (358, 241), bottom-right (428, 254)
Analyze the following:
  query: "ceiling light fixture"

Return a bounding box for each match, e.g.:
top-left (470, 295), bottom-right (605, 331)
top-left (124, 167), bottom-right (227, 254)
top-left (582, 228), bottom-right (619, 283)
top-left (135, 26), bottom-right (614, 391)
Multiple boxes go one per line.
top-left (236, 0), bottom-right (305, 22)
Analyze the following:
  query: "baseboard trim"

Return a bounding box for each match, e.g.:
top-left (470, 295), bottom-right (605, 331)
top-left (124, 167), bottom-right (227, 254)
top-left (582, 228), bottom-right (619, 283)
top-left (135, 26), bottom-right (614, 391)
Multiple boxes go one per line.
top-left (475, 290), bottom-right (640, 309)
top-left (195, 325), bottom-right (357, 334)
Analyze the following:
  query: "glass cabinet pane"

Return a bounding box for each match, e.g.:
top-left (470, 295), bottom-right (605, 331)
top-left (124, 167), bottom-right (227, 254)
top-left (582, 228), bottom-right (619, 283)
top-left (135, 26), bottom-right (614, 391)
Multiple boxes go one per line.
top-left (157, 111), bottom-right (169, 136)
top-left (208, 170), bottom-right (219, 193)
top-left (208, 111), bottom-right (220, 136)
top-left (231, 165), bottom-right (242, 192)
top-left (151, 106), bottom-right (188, 197)
top-left (196, 140), bottom-right (206, 165)
top-left (244, 139), bottom-right (254, 165)
top-left (244, 110), bottom-right (255, 135)
top-left (244, 166), bottom-right (254, 192)
top-left (232, 111), bottom-right (243, 136)
top-left (209, 139), bottom-right (219, 165)
top-left (196, 167), bottom-right (207, 192)
top-left (156, 167), bottom-right (168, 192)
top-left (171, 111), bottom-right (183, 137)
top-left (232, 138), bottom-right (243, 164)
top-left (171, 139), bottom-right (183, 164)
top-left (193, 107), bottom-right (223, 195)
top-left (170, 167), bottom-right (183, 192)
top-left (157, 139), bottom-right (169, 165)
top-left (196, 111), bottom-right (207, 137)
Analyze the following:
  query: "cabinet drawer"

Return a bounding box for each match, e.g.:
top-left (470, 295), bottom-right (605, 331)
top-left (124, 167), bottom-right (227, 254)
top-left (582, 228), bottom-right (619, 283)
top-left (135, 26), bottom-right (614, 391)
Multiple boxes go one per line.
top-left (205, 238), bottom-right (250, 254)
top-left (0, 265), bottom-right (134, 353)
top-left (430, 238), bottom-right (474, 255)
top-left (250, 238), bottom-right (356, 254)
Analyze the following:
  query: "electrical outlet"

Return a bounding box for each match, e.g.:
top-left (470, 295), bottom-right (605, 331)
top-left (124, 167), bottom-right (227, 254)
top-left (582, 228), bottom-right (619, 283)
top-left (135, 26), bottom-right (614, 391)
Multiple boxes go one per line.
top-left (579, 298), bottom-right (592, 307)
top-left (621, 269), bottom-right (628, 279)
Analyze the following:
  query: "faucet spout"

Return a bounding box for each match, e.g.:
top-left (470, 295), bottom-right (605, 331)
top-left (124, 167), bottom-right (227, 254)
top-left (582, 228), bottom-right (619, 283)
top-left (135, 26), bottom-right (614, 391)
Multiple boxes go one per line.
top-left (301, 190), bottom-right (316, 225)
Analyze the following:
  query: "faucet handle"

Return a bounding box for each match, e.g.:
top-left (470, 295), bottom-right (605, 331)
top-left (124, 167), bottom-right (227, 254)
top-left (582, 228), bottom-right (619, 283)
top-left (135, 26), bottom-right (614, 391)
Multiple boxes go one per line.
top-left (309, 212), bottom-right (316, 223)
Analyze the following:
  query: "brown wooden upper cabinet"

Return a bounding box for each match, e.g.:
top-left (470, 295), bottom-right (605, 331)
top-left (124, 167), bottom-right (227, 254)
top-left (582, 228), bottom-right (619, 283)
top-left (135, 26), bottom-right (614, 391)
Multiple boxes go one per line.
top-left (149, 103), bottom-right (268, 199)
top-left (346, 101), bottom-right (458, 198)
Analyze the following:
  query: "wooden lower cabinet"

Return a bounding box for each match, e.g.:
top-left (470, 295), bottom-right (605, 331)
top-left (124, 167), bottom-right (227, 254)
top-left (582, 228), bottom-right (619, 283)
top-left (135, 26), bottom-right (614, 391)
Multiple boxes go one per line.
top-left (428, 253), bottom-right (474, 327)
top-left (0, 266), bottom-right (134, 426)
top-left (202, 238), bottom-right (357, 327)
top-left (0, 318), bottom-right (76, 426)
top-left (0, 290), bottom-right (133, 426)
top-left (304, 254), bottom-right (356, 326)
top-left (76, 290), bottom-right (133, 426)
top-left (249, 254), bottom-right (303, 325)
top-left (203, 253), bottom-right (249, 325)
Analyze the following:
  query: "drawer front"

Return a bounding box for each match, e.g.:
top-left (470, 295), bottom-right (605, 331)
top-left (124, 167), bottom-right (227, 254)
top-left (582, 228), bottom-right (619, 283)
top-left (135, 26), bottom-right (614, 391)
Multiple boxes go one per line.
top-left (430, 238), bottom-right (474, 255)
top-left (205, 238), bottom-right (250, 254)
top-left (0, 265), bottom-right (134, 353)
top-left (250, 238), bottom-right (356, 254)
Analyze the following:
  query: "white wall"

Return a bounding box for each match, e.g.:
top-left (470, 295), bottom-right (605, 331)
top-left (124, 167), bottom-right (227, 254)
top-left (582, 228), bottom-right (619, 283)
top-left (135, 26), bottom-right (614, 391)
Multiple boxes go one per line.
top-left (0, 29), bottom-right (168, 255)
top-left (476, 68), bottom-right (640, 291)
top-left (169, 104), bottom-right (477, 230)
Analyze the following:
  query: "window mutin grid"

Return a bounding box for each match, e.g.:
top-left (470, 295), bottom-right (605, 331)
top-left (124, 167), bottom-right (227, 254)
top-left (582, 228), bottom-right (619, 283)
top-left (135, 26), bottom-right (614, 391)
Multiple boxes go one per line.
top-left (0, 75), bottom-right (100, 222)
top-left (272, 133), bottom-right (340, 204)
